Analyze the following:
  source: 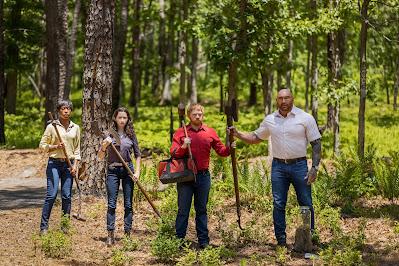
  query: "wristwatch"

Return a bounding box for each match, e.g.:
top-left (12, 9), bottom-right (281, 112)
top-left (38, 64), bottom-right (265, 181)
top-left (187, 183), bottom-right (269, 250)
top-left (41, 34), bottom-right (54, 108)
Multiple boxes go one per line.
top-left (312, 165), bottom-right (319, 171)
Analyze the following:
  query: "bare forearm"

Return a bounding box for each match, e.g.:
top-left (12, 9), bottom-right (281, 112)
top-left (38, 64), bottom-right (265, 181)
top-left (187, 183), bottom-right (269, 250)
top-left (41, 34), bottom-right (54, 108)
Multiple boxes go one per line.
top-left (135, 157), bottom-right (141, 174)
top-left (236, 131), bottom-right (262, 144)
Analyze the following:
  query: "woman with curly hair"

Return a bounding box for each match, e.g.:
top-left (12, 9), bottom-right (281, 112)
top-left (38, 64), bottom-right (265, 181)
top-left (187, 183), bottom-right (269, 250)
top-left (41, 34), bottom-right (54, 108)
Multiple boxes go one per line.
top-left (98, 107), bottom-right (141, 246)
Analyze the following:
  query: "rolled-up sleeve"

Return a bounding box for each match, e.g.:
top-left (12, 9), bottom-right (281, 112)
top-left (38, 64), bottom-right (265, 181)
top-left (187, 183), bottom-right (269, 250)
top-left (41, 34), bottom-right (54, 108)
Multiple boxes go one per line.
top-left (74, 126), bottom-right (81, 160)
top-left (253, 118), bottom-right (270, 140)
top-left (39, 125), bottom-right (53, 152)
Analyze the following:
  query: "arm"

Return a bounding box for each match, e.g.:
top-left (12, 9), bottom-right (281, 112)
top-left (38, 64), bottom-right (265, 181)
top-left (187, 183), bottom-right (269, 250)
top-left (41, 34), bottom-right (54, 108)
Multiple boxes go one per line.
top-left (72, 126), bottom-right (81, 172)
top-left (235, 130), bottom-right (263, 144)
top-left (131, 132), bottom-right (141, 180)
top-left (211, 129), bottom-right (230, 157)
top-left (39, 125), bottom-right (64, 152)
top-left (170, 129), bottom-right (188, 157)
top-left (97, 136), bottom-right (112, 160)
top-left (306, 138), bottom-right (321, 184)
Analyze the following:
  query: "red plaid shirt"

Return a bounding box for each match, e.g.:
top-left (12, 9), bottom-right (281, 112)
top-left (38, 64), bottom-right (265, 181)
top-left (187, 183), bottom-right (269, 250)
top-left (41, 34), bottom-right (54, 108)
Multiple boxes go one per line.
top-left (170, 124), bottom-right (230, 171)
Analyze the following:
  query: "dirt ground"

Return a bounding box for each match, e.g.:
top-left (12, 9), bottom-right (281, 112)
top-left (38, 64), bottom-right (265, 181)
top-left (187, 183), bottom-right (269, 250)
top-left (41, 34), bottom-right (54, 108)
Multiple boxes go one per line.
top-left (0, 149), bottom-right (399, 265)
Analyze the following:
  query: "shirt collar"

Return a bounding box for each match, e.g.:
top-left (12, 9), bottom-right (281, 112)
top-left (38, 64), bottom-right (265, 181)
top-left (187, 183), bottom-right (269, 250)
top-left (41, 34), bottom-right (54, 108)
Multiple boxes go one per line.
top-left (55, 120), bottom-right (76, 130)
top-left (187, 123), bottom-right (206, 132)
top-left (274, 105), bottom-right (298, 118)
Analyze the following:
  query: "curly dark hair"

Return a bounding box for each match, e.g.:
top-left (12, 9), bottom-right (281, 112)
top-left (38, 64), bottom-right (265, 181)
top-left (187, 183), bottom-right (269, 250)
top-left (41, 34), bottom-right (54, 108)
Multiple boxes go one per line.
top-left (112, 107), bottom-right (136, 141)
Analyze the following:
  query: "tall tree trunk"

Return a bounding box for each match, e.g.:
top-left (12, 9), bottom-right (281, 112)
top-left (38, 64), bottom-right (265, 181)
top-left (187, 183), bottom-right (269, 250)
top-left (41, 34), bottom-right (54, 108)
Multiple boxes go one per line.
top-left (305, 36), bottom-right (310, 112)
top-left (310, 0), bottom-right (318, 121)
top-left (157, 0), bottom-right (166, 97)
top-left (178, 0), bottom-right (188, 104)
top-left (219, 72), bottom-right (224, 112)
top-left (64, 0), bottom-right (82, 100)
top-left (248, 82), bottom-right (257, 106)
top-left (129, 0), bottom-right (142, 118)
top-left (286, 39), bottom-right (293, 90)
top-left (57, 0), bottom-right (68, 100)
top-left (112, 0), bottom-right (129, 111)
top-left (160, 0), bottom-right (175, 104)
top-left (44, 0), bottom-right (60, 122)
top-left (261, 69), bottom-right (273, 114)
top-left (188, 37), bottom-right (198, 103)
top-left (5, 1), bottom-right (21, 114)
top-left (82, 0), bottom-right (114, 194)
top-left (0, 0), bottom-right (5, 144)
top-left (358, 0), bottom-right (370, 157)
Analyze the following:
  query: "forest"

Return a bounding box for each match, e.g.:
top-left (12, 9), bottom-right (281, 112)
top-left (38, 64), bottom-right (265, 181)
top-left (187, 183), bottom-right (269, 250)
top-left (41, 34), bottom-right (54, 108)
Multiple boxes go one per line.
top-left (0, 0), bottom-right (399, 265)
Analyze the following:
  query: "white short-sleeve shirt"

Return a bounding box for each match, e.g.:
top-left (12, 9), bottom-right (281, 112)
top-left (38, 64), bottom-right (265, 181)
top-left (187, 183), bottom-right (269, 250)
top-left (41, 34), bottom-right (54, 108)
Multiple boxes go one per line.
top-left (254, 106), bottom-right (321, 159)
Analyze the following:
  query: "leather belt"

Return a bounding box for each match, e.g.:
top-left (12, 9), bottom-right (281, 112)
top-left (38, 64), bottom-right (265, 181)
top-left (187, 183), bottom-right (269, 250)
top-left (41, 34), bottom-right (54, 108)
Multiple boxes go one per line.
top-left (50, 158), bottom-right (67, 162)
top-left (109, 162), bottom-right (124, 167)
top-left (273, 157), bottom-right (307, 164)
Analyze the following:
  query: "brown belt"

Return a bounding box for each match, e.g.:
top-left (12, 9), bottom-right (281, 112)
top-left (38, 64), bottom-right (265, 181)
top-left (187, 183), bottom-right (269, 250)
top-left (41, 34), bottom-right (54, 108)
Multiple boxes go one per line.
top-left (108, 162), bottom-right (124, 167)
top-left (273, 157), bottom-right (307, 164)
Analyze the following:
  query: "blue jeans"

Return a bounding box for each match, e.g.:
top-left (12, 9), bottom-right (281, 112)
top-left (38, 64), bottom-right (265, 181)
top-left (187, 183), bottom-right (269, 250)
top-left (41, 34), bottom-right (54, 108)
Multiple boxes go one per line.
top-left (271, 159), bottom-right (314, 244)
top-left (40, 158), bottom-right (73, 230)
top-left (106, 163), bottom-right (134, 232)
top-left (176, 170), bottom-right (211, 246)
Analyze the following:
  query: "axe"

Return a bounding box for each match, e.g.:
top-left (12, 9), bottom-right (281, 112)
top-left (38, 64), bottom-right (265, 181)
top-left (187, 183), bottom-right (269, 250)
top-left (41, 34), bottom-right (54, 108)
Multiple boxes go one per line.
top-left (107, 128), bottom-right (161, 218)
top-left (224, 99), bottom-right (243, 230)
top-left (48, 112), bottom-right (86, 221)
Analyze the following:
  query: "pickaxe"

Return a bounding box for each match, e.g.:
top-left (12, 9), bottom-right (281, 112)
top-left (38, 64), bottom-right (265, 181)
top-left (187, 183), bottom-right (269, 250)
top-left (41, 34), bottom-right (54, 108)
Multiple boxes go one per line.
top-left (48, 112), bottom-right (86, 221)
top-left (107, 128), bottom-right (161, 218)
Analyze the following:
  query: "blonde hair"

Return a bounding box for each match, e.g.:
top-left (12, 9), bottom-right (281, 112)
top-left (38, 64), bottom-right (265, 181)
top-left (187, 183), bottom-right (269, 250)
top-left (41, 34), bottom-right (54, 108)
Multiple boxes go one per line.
top-left (187, 103), bottom-right (204, 116)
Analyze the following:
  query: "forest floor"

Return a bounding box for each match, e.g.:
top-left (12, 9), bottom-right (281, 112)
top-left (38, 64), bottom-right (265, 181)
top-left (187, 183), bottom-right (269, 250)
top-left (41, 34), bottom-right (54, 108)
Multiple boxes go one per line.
top-left (0, 149), bottom-right (399, 265)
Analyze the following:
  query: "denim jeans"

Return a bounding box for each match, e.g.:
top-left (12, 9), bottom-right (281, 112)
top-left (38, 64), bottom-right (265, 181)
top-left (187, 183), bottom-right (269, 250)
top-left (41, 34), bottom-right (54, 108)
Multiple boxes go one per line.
top-left (40, 158), bottom-right (73, 230)
top-left (106, 163), bottom-right (134, 232)
top-left (175, 170), bottom-right (211, 246)
top-left (271, 159), bottom-right (314, 244)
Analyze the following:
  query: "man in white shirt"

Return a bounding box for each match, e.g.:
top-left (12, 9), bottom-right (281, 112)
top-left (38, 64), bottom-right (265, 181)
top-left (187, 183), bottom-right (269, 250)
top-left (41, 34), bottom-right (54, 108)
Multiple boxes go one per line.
top-left (229, 88), bottom-right (321, 247)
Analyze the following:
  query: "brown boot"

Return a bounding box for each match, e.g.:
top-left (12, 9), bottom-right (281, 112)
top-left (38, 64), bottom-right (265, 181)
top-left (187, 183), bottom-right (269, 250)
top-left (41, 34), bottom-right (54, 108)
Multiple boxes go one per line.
top-left (106, 230), bottom-right (115, 246)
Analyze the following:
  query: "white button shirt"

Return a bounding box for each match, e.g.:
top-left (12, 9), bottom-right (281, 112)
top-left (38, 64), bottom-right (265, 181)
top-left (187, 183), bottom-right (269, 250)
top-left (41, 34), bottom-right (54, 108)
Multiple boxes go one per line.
top-left (254, 106), bottom-right (321, 159)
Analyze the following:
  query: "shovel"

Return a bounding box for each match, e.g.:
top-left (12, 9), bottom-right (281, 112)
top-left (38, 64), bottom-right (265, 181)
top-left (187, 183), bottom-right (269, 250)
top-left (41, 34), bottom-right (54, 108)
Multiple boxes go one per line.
top-left (48, 112), bottom-right (86, 221)
top-left (106, 128), bottom-right (161, 218)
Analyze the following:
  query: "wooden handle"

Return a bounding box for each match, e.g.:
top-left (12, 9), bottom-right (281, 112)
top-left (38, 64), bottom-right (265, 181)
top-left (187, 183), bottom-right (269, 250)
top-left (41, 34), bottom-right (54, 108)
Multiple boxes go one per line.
top-left (182, 121), bottom-right (193, 159)
top-left (110, 143), bottom-right (161, 218)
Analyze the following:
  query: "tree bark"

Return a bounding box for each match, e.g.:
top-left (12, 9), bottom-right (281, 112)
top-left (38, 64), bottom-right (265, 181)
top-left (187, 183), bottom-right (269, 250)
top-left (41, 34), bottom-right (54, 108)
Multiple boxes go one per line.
top-left (178, 0), bottom-right (188, 104)
top-left (82, 0), bottom-right (114, 194)
top-left (44, 0), bottom-right (60, 122)
top-left (286, 39), bottom-right (293, 90)
top-left (261, 69), bottom-right (273, 114)
top-left (248, 82), bottom-right (257, 106)
top-left (5, 1), bottom-right (22, 114)
top-left (219, 72), bottom-right (224, 112)
top-left (112, 0), bottom-right (129, 111)
top-left (57, 0), bottom-right (68, 100)
top-left (129, 0), bottom-right (142, 119)
top-left (0, 0), bottom-right (5, 144)
top-left (358, 0), bottom-right (370, 157)
top-left (305, 36), bottom-right (310, 112)
top-left (64, 0), bottom-right (82, 100)
top-left (310, 0), bottom-right (318, 122)
top-left (157, 0), bottom-right (166, 97)
top-left (188, 37), bottom-right (198, 103)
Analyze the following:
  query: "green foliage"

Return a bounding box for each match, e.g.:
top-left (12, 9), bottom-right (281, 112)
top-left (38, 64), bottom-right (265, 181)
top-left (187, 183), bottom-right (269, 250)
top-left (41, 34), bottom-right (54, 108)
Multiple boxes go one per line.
top-left (176, 246), bottom-right (198, 266)
top-left (109, 248), bottom-right (131, 266)
top-left (394, 222), bottom-right (399, 234)
top-left (121, 236), bottom-right (140, 252)
top-left (275, 246), bottom-right (288, 265)
top-left (198, 246), bottom-right (223, 266)
top-left (150, 234), bottom-right (183, 263)
top-left (34, 230), bottom-right (72, 258)
top-left (375, 151), bottom-right (399, 202)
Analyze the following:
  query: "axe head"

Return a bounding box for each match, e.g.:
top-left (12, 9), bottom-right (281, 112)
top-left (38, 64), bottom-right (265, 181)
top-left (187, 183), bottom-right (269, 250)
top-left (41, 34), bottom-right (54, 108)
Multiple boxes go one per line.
top-left (178, 103), bottom-right (186, 117)
top-left (224, 99), bottom-right (239, 122)
top-left (107, 127), bottom-right (121, 145)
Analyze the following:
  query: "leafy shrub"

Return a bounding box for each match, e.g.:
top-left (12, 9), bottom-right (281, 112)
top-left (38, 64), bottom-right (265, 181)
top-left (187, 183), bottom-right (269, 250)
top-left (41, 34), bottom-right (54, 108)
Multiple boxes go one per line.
top-left (150, 234), bottom-right (183, 263)
top-left (109, 248), bottom-right (130, 266)
top-left (122, 236), bottom-right (140, 252)
top-left (375, 151), bottom-right (399, 202)
top-left (198, 246), bottom-right (222, 266)
top-left (35, 230), bottom-right (72, 258)
top-left (176, 246), bottom-right (198, 266)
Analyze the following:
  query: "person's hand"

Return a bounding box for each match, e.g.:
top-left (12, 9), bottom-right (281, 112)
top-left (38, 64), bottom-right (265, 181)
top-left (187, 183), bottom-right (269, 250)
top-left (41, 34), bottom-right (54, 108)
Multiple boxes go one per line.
top-left (52, 143), bottom-right (65, 150)
top-left (306, 167), bottom-right (318, 185)
top-left (227, 126), bottom-right (238, 137)
top-left (230, 141), bottom-right (237, 149)
top-left (132, 171), bottom-right (140, 181)
top-left (70, 166), bottom-right (77, 176)
top-left (182, 137), bottom-right (191, 149)
top-left (101, 136), bottom-right (113, 150)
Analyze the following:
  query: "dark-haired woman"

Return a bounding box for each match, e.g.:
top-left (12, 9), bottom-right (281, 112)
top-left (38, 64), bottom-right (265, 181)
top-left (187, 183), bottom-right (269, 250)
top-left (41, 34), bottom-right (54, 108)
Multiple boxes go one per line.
top-left (39, 100), bottom-right (81, 234)
top-left (98, 107), bottom-right (141, 246)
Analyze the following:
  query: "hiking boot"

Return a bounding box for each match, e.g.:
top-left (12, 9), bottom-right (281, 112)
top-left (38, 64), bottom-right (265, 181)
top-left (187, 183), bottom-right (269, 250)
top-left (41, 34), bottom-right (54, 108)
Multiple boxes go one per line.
top-left (39, 229), bottom-right (48, 236)
top-left (124, 230), bottom-right (131, 238)
top-left (106, 230), bottom-right (115, 246)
